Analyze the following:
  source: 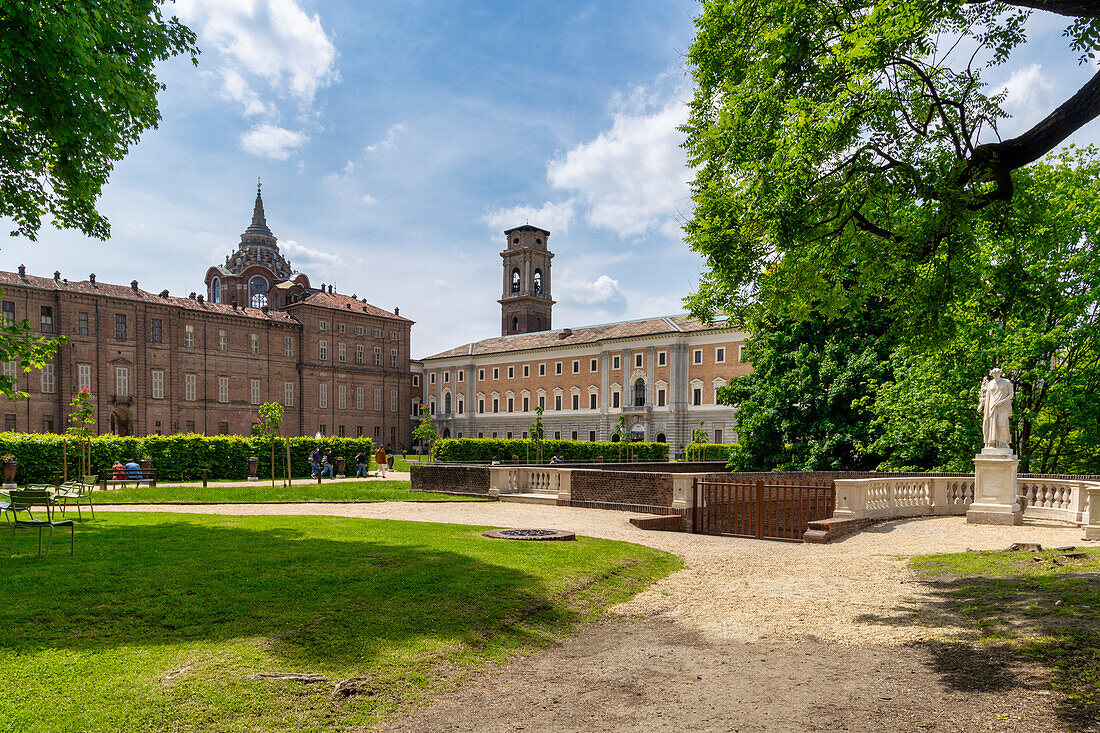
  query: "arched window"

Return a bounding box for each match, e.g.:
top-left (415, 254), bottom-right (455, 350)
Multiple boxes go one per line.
top-left (511, 316), bottom-right (519, 333)
top-left (656, 433), bottom-right (667, 443)
top-left (211, 277), bottom-right (221, 304)
top-left (533, 269), bottom-right (542, 294)
top-left (511, 268), bottom-right (520, 293)
top-left (634, 379), bottom-right (646, 407)
top-left (249, 276), bottom-right (268, 308)
top-left (444, 392), bottom-right (452, 414)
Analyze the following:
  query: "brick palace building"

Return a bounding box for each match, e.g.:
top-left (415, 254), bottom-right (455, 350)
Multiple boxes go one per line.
top-left (418, 225), bottom-right (748, 450)
top-left (0, 185), bottom-right (415, 445)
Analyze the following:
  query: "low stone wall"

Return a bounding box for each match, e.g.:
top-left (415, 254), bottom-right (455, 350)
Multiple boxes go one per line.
top-left (410, 464), bottom-right (492, 497)
top-left (569, 469), bottom-right (674, 508)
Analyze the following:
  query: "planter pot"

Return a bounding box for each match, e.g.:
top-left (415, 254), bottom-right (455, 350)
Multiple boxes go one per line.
top-left (2, 461), bottom-right (17, 482)
top-left (247, 458), bottom-right (259, 476)
top-left (335, 457), bottom-right (346, 475)
top-left (138, 459), bottom-right (152, 473)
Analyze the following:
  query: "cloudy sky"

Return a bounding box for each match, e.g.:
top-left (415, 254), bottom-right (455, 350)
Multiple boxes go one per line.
top-left (3, 1), bottom-right (1098, 357)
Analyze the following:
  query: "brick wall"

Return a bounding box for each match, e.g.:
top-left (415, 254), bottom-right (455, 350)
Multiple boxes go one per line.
top-left (411, 464), bottom-right (491, 496)
top-left (569, 469), bottom-right (674, 508)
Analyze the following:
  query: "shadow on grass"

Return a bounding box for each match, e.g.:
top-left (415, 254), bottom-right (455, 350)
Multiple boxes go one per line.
top-left (856, 564), bottom-right (1100, 729)
top-left (0, 516), bottom-right (580, 669)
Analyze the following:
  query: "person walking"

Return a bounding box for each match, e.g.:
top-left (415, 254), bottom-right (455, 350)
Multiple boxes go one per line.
top-left (320, 448), bottom-right (334, 478)
top-left (374, 444), bottom-right (387, 478)
top-left (308, 447), bottom-right (321, 478)
top-left (354, 451), bottom-right (368, 478)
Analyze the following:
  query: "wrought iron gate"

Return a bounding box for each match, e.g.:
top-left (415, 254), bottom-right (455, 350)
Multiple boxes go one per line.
top-left (691, 478), bottom-right (834, 542)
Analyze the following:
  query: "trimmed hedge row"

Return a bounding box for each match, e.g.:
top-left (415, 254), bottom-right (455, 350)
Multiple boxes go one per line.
top-left (435, 438), bottom-right (669, 463)
top-left (685, 443), bottom-right (734, 461)
top-left (0, 433), bottom-right (373, 484)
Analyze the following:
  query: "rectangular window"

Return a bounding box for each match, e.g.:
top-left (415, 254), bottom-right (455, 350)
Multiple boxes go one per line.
top-left (356, 387), bottom-right (364, 410)
top-left (1, 301), bottom-right (13, 325)
top-left (152, 370), bottom-right (164, 399)
top-left (251, 334), bottom-right (260, 355)
top-left (391, 349), bottom-right (398, 368)
top-left (571, 431), bottom-right (578, 441)
top-left (218, 329), bottom-right (227, 351)
top-left (457, 399), bottom-right (463, 414)
top-left (319, 340), bottom-right (328, 360)
top-left (39, 307), bottom-right (53, 334)
top-left (492, 368), bottom-right (499, 380)
top-left (554, 431), bottom-right (561, 440)
top-left (589, 393), bottom-right (597, 409)
top-left (693, 349), bottom-right (703, 365)
top-left (41, 363), bottom-right (56, 393)
top-left (355, 326), bottom-right (365, 336)
top-left (338, 425), bottom-right (346, 437)
top-left (114, 314), bottom-right (126, 340)
top-left (589, 430), bottom-right (596, 442)
top-left (457, 370), bottom-right (464, 382)
top-left (538, 363), bottom-right (546, 377)
top-left (612, 391), bottom-right (620, 408)
top-left (185, 420), bottom-right (195, 432)
top-left (372, 328), bottom-right (382, 338)
top-left (522, 365), bottom-right (529, 378)
top-left (218, 376), bottom-right (229, 403)
top-left (739, 344), bottom-right (747, 362)
top-left (413, 374), bottom-right (420, 387)
top-left (338, 323), bottom-right (346, 333)
top-left (478, 369), bottom-right (485, 381)
top-left (357, 425), bottom-right (363, 437)
top-left (555, 362), bottom-right (562, 375)
top-left (77, 364), bottom-right (91, 392)
top-left (571, 394), bottom-right (579, 410)
top-left (715, 429), bottom-right (723, 444)
top-left (374, 388), bottom-right (382, 411)
top-left (658, 351), bottom-right (666, 366)
top-left (151, 319), bottom-right (163, 343)
top-left (338, 384), bottom-right (346, 409)
top-left (319, 320), bottom-right (329, 330)
top-left (218, 422), bottom-right (229, 435)
top-left (635, 353), bottom-right (643, 369)
top-left (538, 394), bottom-right (545, 410)
top-left (391, 390), bottom-right (398, 412)
top-left (4, 414), bottom-right (15, 431)
top-left (478, 399), bottom-right (484, 414)
top-left (612, 355), bottom-right (620, 370)
top-left (572, 360), bottom-right (579, 374)
top-left (356, 344), bottom-right (364, 364)
top-left (429, 372), bottom-right (436, 385)
top-left (492, 398), bottom-right (499, 413)
top-left (658, 388), bottom-right (666, 407)
top-left (185, 374), bottom-right (196, 401)
top-left (555, 395), bottom-right (562, 411)
top-left (285, 336), bottom-right (294, 357)
top-left (338, 342), bottom-right (346, 363)
top-left (507, 398), bottom-right (514, 413)
top-left (42, 416), bottom-right (54, 434)
top-left (185, 324), bottom-right (195, 348)
top-left (251, 378), bottom-right (261, 405)
top-left (77, 311), bottom-right (88, 336)
top-left (715, 347), bottom-right (726, 363)
top-left (374, 347), bottom-right (382, 365)
top-left (507, 366), bottom-right (514, 379)
top-left (693, 388), bottom-right (702, 406)
top-left (374, 425), bottom-right (380, 438)
top-left (590, 359), bottom-right (598, 372)
top-left (319, 383), bottom-right (328, 408)
top-left (319, 424), bottom-right (327, 436)
top-left (2, 361), bottom-right (15, 382)
top-left (285, 381), bottom-right (294, 406)
top-left (114, 366), bottom-right (127, 397)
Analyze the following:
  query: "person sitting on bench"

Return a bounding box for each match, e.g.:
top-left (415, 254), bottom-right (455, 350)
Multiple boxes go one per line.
top-left (124, 458), bottom-right (142, 482)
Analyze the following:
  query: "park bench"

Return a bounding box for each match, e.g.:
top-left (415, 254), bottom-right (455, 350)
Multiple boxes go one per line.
top-left (101, 469), bottom-right (157, 490)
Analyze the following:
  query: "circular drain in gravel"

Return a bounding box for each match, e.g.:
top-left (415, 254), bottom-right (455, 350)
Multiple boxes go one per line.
top-left (483, 528), bottom-right (576, 541)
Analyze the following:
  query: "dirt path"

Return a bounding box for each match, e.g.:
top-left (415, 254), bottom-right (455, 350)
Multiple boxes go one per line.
top-left (100, 502), bottom-right (1087, 731)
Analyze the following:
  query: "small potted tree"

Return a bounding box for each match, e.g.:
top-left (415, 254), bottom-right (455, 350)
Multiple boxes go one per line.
top-left (1, 453), bottom-right (17, 484)
top-left (335, 455), bottom-right (347, 478)
top-left (247, 455), bottom-right (260, 480)
top-left (138, 452), bottom-right (153, 474)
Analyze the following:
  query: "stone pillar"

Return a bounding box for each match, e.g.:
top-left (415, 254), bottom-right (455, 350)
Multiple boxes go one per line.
top-left (1084, 485), bottom-right (1100, 541)
top-left (967, 448), bottom-right (1022, 525)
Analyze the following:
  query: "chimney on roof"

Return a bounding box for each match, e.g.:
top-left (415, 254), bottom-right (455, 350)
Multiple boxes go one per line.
top-left (189, 292), bottom-right (196, 299)
top-left (261, 304), bottom-right (269, 314)
top-left (17, 265), bottom-right (25, 279)
top-left (231, 300), bottom-right (238, 310)
top-left (351, 293), bottom-right (356, 299)
top-left (345, 303), bottom-right (351, 309)
top-left (130, 280), bottom-right (139, 293)
top-left (329, 285), bottom-right (333, 294)
top-left (159, 289), bottom-right (169, 298)
top-left (89, 273), bottom-right (96, 286)
top-left (53, 271), bottom-right (60, 280)
top-left (320, 283), bottom-right (325, 291)
top-left (394, 307), bottom-right (399, 316)
top-left (197, 294), bottom-right (204, 303)
top-left (559, 328), bottom-right (573, 339)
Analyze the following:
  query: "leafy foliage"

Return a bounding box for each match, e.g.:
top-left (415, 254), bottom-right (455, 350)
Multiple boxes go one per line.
top-left (413, 404), bottom-right (440, 459)
top-left (435, 439), bottom-right (669, 464)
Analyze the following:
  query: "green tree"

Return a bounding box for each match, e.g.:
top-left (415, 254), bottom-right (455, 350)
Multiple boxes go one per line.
top-left (66, 388), bottom-right (96, 477)
top-left (528, 405), bottom-right (545, 463)
top-left (689, 421), bottom-right (708, 461)
top-left (721, 299), bottom-right (894, 471)
top-left (683, 0), bottom-right (1100, 336)
top-left (413, 405), bottom-right (440, 460)
top-left (0, 2), bottom-right (198, 240)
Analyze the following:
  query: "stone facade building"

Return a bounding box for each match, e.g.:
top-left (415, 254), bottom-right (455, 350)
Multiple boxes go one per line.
top-left (419, 227), bottom-right (747, 449)
top-left (0, 186), bottom-right (414, 444)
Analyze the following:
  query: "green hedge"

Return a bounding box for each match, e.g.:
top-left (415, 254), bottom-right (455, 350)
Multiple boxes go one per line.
top-left (435, 438), bottom-right (669, 463)
top-left (0, 433), bottom-right (373, 483)
top-left (685, 443), bottom-right (734, 461)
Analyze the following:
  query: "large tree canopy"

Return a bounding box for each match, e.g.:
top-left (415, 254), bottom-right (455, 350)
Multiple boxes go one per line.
top-left (683, 0), bottom-right (1100, 335)
top-left (0, 1), bottom-right (198, 241)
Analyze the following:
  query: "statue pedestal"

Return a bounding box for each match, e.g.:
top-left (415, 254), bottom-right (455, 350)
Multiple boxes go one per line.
top-left (967, 448), bottom-right (1022, 525)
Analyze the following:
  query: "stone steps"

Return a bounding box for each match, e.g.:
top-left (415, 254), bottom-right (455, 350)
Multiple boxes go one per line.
top-left (498, 492), bottom-right (559, 505)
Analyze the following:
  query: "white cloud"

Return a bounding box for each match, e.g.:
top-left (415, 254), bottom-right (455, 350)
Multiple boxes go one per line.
top-left (239, 124), bottom-right (308, 160)
top-left (219, 68), bottom-right (272, 116)
top-left (557, 275), bottom-right (628, 315)
top-left (361, 194), bottom-right (377, 205)
top-left (282, 238), bottom-right (339, 271)
top-left (482, 200), bottom-right (576, 236)
top-left (996, 64), bottom-right (1055, 135)
top-left (548, 83), bottom-right (690, 238)
top-left (364, 123), bottom-right (407, 153)
top-left (175, 0), bottom-right (337, 104)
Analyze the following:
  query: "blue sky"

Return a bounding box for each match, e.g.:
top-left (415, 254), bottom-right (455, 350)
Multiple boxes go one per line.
top-left (3, 1), bottom-right (1099, 357)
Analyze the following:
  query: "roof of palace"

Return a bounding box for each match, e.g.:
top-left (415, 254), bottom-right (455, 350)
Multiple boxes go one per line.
top-left (423, 314), bottom-right (732, 360)
top-left (285, 290), bottom-right (413, 323)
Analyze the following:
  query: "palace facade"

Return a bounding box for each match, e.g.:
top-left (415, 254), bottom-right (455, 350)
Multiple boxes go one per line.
top-left (418, 226), bottom-right (747, 449)
top-left (0, 186), bottom-right (415, 445)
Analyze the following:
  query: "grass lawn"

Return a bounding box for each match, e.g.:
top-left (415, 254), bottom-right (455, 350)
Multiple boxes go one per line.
top-left (910, 546), bottom-right (1100, 727)
top-left (0, 512), bottom-right (680, 732)
top-left (90, 479), bottom-right (481, 504)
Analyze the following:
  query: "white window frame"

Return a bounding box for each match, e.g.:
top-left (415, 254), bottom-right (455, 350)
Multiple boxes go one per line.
top-left (218, 376), bottom-right (229, 403)
top-left (284, 381), bottom-right (294, 406)
top-left (114, 366), bottom-right (127, 397)
top-left (374, 388), bottom-right (382, 411)
top-left (185, 374), bottom-right (196, 402)
top-left (319, 383), bottom-right (328, 408)
top-left (251, 378), bottom-right (261, 405)
top-left (184, 324), bottom-right (195, 348)
top-left (285, 336), bottom-right (294, 357)
top-left (356, 387), bottom-right (364, 410)
top-left (715, 347), bottom-right (726, 364)
top-left (77, 364), bottom-right (91, 392)
top-left (319, 340), bottom-right (328, 360)
top-left (338, 384), bottom-right (347, 409)
top-left (42, 363), bottom-right (56, 394)
top-left (152, 370), bottom-right (165, 400)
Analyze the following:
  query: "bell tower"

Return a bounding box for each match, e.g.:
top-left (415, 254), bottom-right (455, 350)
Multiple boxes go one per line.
top-left (499, 225), bottom-right (554, 336)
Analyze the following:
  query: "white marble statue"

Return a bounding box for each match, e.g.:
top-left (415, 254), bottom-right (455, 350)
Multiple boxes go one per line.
top-left (979, 368), bottom-right (1014, 450)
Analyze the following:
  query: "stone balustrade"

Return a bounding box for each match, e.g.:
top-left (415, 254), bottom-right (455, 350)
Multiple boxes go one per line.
top-left (488, 466), bottom-right (572, 503)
